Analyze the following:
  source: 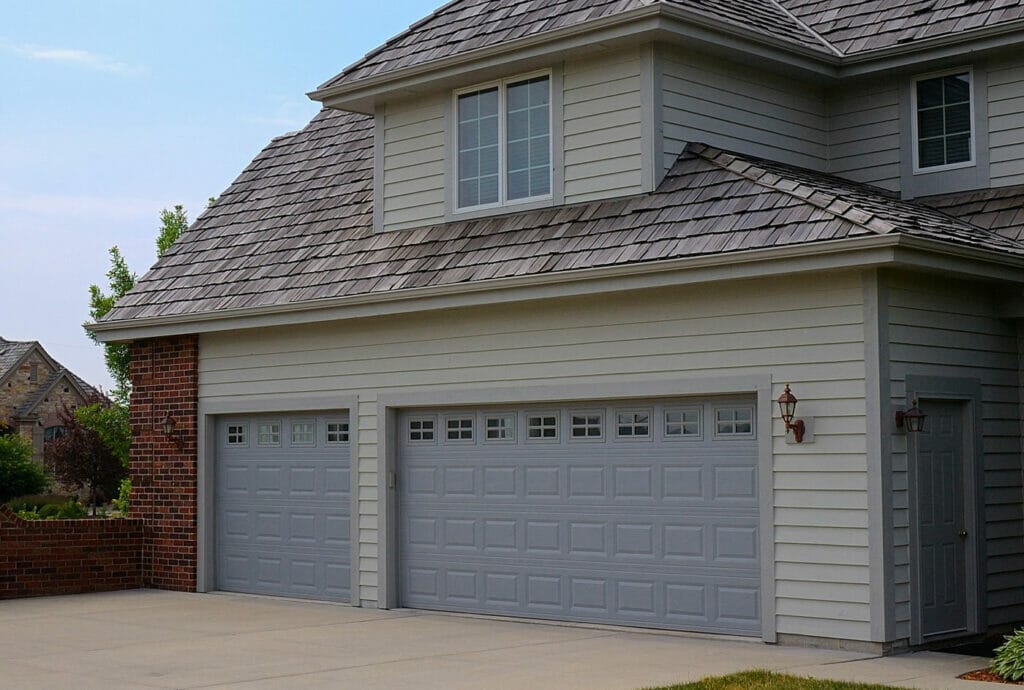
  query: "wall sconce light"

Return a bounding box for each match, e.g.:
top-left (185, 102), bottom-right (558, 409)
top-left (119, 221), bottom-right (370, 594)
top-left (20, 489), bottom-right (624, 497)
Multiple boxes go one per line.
top-left (776, 384), bottom-right (806, 443)
top-left (895, 401), bottom-right (927, 433)
top-left (161, 412), bottom-right (184, 448)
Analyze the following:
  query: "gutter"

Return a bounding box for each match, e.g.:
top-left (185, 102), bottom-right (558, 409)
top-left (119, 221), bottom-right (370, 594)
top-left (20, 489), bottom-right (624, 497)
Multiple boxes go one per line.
top-left (88, 234), bottom-right (1024, 343)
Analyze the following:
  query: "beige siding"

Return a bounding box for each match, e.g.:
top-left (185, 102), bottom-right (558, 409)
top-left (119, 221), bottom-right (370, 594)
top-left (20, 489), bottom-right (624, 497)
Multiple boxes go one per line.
top-left (199, 270), bottom-right (873, 641)
top-left (660, 48), bottom-right (828, 174)
top-left (988, 57), bottom-right (1024, 187)
top-left (382, 94), bottom-right (446, 232)
top-left (563, 48), bottom-right (645, 203)
top-left (885, 272), bottom-right (1024, 638)
top-left (827, 84), bottom-right (901, 192)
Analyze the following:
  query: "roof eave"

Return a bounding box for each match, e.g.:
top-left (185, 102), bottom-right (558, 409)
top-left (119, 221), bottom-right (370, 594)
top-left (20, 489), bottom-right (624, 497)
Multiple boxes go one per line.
top-left (89, 234), bottom-right (1024, 343)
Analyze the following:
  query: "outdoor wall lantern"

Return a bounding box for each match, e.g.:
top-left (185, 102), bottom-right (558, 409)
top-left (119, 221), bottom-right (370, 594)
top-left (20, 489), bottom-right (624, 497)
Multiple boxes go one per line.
top-left (895, 401), bottom-right (927, 433)
top-left (161, 412), bottom-right (184, 448)
top-left (776, 384), bottom-right (806, 443)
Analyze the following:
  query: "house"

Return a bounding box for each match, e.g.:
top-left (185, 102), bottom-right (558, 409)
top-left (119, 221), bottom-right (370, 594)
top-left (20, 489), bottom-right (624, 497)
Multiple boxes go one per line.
top-left (89, 0), bottom-right (1024, 652)
top-left (0, 338), bottom-right (101, 461)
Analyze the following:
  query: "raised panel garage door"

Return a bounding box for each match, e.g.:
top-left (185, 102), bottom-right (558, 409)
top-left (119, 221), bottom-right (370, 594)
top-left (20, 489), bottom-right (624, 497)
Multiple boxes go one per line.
top-left (398, 398), bottom-right (760, 634)
top-left (216, 413), bottom-right (351, 602)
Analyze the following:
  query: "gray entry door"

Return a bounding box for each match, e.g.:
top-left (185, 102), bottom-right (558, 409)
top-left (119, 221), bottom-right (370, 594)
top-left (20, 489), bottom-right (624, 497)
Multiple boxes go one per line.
top-left (216, 413), bottom-right (351, 602)
top-left (914, 399), bottom-right (970, 639)
top-left (398, 399), bottom-right (760, 635)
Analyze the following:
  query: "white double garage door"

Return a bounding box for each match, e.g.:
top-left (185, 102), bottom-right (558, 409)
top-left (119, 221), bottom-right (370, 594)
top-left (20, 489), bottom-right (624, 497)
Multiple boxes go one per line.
top-left (215, 397), bottom-right (760, 635)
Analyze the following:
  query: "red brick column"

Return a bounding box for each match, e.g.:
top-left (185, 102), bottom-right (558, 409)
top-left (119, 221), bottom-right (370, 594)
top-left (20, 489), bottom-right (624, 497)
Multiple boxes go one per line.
top-left (128, 335), bottom-right (199, 591)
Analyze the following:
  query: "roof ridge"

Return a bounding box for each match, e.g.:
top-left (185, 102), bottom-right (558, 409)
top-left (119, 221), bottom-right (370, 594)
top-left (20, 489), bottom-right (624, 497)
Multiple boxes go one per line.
top-left (689, 143), bottom-right (897, 235)
top-left (764, 0), bottom-right (844, 56)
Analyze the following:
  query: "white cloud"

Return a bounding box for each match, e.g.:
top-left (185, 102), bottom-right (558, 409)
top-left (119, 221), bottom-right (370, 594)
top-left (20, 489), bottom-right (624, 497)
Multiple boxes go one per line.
top-left (4, 42), bottom-right (143, 75)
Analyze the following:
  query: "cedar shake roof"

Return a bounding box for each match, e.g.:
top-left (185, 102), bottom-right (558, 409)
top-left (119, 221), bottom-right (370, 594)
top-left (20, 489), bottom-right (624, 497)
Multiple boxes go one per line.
top-left (919, 185), bottom-right (1024, 242)
top-left (100, 108), bottom-right (1024, 324)
top-left (319, 0), bottom-right (1024, 91)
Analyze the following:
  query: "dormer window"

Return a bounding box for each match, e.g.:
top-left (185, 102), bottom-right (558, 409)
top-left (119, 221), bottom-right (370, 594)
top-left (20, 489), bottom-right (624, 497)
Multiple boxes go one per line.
top-left (913, 70), bottom-right (973, 172)
top-left (456, 73), bottom-right (551, 211)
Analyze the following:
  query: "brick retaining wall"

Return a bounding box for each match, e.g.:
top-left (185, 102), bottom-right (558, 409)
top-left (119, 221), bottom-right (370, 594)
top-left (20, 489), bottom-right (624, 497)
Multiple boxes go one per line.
top-left (0, 506), bottom-right (144, 599)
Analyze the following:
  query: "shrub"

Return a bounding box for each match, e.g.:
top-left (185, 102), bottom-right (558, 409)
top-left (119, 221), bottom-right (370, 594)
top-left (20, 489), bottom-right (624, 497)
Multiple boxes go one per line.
top-left (112, 477), bottom-right (131, 516)
top-left (5, 494), bottom-right (75, 512)
top-left (0, 434), bottom-right (48, 502)
top-left (45, 399), bottom-right (126, 508)
top-left (993, 629), bottom-right (1024, 681)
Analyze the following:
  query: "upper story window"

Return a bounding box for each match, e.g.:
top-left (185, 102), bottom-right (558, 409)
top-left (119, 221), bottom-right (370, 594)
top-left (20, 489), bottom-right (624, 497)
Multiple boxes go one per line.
top-left (456, 73), bottom-right (551, 211)
top-left (913, 70), bottom-right (973, 172)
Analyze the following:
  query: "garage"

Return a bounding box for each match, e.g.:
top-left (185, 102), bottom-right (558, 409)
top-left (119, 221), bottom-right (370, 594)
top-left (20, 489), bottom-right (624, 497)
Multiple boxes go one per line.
top-left (398, 398), bottom-right (761, 634)
top-left (215, 413), bottom-right (351, 602)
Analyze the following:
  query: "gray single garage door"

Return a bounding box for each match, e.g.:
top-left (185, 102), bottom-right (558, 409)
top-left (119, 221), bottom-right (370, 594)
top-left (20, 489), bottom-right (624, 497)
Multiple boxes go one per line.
top-left (398, 398), bottom-right (760, 634)
top-left (216, 413), bottom-right (351, 602)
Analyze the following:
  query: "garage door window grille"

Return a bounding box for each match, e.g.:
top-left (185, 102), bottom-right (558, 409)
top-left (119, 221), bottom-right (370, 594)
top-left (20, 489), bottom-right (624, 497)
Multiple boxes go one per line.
top-left (484, 414), bottom-right (515, 442)
top-left (664, 407), bottom-right (701, 440)
top-left (714, 406), bottom-right (754, 437)
top-left (570, 411), bottom-right (604, 441)
top-left (291, 421), bottom-right (316, 446)
top-left (446, 416), bottom-right (474, 442)
top-left (527, 413), bottom-right (559, 442)
top-left (615, 410), bottom-right (651, 439)
top-left (257, 421), bottom-right (281, 446)
top-left (226, 423), bottom-right (248, 446)
top-left (326, 422), bottom-right (350, 444)
top-left (408, 417), bottom-right (435, 443)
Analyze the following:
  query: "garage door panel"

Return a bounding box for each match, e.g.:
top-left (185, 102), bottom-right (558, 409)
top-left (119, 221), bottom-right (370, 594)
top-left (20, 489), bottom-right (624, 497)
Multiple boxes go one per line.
top-left (216, 413), bottom-right (350, 602)
top-left (399, 399), bottom-right (760, 634)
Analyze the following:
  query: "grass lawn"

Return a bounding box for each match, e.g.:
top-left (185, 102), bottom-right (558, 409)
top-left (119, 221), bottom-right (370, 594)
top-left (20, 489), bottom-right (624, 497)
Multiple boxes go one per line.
top-left (642, 670), bottom-right (907, 690)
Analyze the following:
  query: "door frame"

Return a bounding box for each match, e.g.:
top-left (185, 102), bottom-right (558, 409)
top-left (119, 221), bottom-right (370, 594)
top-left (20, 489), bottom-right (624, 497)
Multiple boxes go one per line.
top-left (377, 374), bottom-right (777, 642)
top-left (904, 375), bottom-right (985, 645)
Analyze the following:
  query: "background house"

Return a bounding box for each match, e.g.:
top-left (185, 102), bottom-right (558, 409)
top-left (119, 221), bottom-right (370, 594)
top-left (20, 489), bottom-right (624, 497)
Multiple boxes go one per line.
top-left (92, 0), bottom-right (1024, 652)
top-left (0, 337), bottom-right (101, 462)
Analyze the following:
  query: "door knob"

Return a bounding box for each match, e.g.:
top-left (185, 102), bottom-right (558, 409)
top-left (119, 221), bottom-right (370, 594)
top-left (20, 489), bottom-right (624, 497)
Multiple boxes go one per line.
top-left (958, 529), bottom-right (969, 539)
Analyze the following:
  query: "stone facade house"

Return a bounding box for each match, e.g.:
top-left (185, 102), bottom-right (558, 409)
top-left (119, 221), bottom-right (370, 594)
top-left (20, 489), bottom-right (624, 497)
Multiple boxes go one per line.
top-left (0, 338), bottom-right (100, 462)
top-left (91, 1), bottom-right (1024, 652)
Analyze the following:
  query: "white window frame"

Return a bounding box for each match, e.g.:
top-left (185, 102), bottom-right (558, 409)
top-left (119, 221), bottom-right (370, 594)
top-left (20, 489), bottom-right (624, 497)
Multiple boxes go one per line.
top-left (325, 420), bottom-right (350, 445)
top-left (713, 405), bottom-right (755, 439)
top-left (290, 419), bottom-right (316, 447)
top-left (225, 421), bottom-right (248, 447)
top-left (614, 408), bottom-right (653, 441)
top-left (408, 416), bottom-right (437, 444)
top-left (663, 406), bottom-right (702, 441)
top-left (452, 69), bottom-right (553, 213)
top-left (911, 66), bottom-right (976, 175)
top-left (525, 410), bottom-right (560, 443)
top-left (256, 420), bottom-right (282, 447)
top-left (568, 409), bottom-right (604, 442)
top-left (444, 415), bottom-right (475, 443)
top-left (483, 413), bottom-right (516, 443)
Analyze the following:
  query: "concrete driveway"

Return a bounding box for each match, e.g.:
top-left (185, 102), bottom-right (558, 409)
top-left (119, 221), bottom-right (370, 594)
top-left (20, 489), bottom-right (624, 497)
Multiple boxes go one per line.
top-left (0, 590), bottom-right (1000, 689)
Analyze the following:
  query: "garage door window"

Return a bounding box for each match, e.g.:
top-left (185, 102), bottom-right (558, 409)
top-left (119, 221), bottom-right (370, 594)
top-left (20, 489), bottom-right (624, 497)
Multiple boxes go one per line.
top-left (257, 421), bottom-right (281, 446)
top-left (616, 410), bottom-right (651, 439)
top-left (227, 423), bottom-right (248, 446)
top-left (409, 417), bottom-right (436, 443)
top-left (484, 414), bottom-right (515, 442)
top-left (326, 422), bottom-right (349, 444)
top-left (715, 406), bottom-right (754, 437)
top-left (664, 407), bottom-right (701, 440)
top-left (570, 411), bottom-right (603, 441)
top-left (446, 416), bottom-right (474, 442)
top-left (527, 413), bottom-right (559, 442)
top-left (291, 421), bottom-right (316, 446)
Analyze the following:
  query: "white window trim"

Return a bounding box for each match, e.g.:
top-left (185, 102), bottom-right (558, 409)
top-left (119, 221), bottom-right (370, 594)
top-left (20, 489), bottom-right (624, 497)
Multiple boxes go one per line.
top-left (444, 414), bottom-right (476, 444)
top-left (713, 405), bottom-right (756, 439)
top-left (290, 419), bottom-right (317, 447)
top-left (568, 409), bottom-right (605, 443)
top-left (614, 408), bottom-right (653, 442)
top-left (225, 421), bottom-right (249, 447)
top-left (408, 415), bottom-right (437, 444)
top-left (482, 412), bottom-right (516, 443)
top-left (663, 406), bottom-right (703, 442)
top-left (911, 66), bottom-right (976, 175)
top-left (256, 419), bottom-right (282, 447)
top-left (525, 410), bottom-right (560, 444)
top-left (325, 420), bottom-right (350, 445)
top-left (452, 69), bottom-right (553, 213)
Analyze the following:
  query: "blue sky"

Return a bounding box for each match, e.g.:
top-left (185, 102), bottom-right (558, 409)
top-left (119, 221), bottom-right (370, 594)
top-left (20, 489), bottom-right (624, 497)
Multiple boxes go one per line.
top-left (0, 0), bottom-right (438, 392)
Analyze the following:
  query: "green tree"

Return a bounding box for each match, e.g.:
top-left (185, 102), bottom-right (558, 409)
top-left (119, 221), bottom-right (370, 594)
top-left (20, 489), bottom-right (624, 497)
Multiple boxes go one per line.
top-left (156, 204), bottom-right (189, 257)
top-left (75, 402), bottom-right (130, 470)
top-left (86, 247), bottom-right (136, 405)
top-left (0, 434), bottom-right (48, 503)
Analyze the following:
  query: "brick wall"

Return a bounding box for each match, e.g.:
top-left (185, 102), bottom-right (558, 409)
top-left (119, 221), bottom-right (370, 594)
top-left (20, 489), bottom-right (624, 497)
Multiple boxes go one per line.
top-left (128, 335), bottom-right (199, 591)
top-left (0, 506), bottom-right (143, 599)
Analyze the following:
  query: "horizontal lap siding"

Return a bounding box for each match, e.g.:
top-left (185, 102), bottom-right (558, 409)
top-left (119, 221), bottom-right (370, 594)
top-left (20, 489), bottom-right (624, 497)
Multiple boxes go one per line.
top-left (886, 272), bottom-right (1024, 637)
top-left (382, 95), bottom-right (446, 232)
top-left (827, 85), bottom-right (901, 192)
top-left (988, 57), bottom-right (1024, 188)
top-left (198, 271), bottom-right (870, 640)
top-left (563, 48), bottom-right (644, 203)
top-left (660, 49), bottom-right (827, 175)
